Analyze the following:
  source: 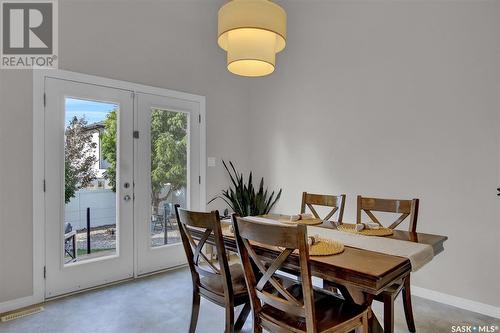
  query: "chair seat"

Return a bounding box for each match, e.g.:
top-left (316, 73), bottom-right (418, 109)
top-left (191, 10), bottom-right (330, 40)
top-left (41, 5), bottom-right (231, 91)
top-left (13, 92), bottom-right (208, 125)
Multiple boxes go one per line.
top-left (200, 263), bottom-right (248, 297)
top-left (261, 284), bottom-right (368, 332)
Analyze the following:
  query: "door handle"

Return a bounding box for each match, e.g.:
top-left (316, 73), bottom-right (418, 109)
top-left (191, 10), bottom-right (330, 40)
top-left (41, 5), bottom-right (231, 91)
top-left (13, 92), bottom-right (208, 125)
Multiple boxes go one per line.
top-left (124, 195), bottom-right (131, 202)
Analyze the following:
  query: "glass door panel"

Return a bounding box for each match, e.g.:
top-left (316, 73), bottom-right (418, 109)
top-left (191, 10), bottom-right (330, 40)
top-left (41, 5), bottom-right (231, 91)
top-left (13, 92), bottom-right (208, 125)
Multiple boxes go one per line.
top-left (45, 78), bottom-right (134, 298)
top-left (63, 98), bottom-right (118, 264)
top-left (136, 93), bottom-right (201, 275)
top-left (150, 108), bottom-right (188, 248)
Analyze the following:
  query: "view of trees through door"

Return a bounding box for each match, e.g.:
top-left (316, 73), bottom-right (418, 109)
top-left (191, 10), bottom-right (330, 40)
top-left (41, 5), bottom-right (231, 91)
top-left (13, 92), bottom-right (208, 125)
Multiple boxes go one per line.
top-left (148, 108), bottom-right (187, 247)
top-left (64, 101), bottom-right (188, 264)
top-left (64, 98), bottom-right (118, 264)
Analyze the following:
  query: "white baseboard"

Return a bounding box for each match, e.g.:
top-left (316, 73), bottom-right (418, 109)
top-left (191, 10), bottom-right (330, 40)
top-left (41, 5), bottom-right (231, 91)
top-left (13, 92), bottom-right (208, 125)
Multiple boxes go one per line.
top-left (412, 285), bottom-right (500, 319)
top-left (0, 295), bottom-right (42, 315)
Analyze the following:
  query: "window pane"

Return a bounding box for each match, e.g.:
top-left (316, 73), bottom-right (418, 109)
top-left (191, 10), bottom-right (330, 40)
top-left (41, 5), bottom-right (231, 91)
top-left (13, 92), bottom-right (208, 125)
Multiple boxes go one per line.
top-left (64, 98), bottom-right (118, 264)
top-left (150, 108), bottom-right (188, 247)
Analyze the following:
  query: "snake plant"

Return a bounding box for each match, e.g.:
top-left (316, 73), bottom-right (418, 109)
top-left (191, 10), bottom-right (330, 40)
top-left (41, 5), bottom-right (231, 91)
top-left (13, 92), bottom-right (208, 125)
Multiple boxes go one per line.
top-left (208, 160), bottom-right (282, 217)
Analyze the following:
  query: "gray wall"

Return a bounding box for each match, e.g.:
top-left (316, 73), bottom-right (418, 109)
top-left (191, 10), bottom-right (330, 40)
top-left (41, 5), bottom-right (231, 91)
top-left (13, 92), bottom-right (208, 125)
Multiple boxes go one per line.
top-left (1, 0), bottom-right (499, 310)
top-left (248, 1), bottom-right (500, 307)
top-left (0, 70), bottom-right (33, 303)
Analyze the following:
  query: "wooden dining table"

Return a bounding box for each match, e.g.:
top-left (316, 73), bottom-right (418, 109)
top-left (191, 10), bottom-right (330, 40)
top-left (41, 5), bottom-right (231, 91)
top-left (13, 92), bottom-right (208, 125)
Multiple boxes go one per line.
top-left (189, 214), bottom-right (447, 333)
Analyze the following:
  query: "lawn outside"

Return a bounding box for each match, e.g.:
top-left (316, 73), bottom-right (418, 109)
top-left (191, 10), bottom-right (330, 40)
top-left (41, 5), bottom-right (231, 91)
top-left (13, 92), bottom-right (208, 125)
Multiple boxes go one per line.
top-left (65, 222), bottom-right (182, 263)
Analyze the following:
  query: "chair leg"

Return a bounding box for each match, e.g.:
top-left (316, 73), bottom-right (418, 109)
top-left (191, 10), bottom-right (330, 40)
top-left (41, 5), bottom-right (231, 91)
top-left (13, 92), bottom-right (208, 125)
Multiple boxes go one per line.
top-left (383, 293), bottom-right (395, 333)
top-left (362, 311), bottom-right (369, 333)
top-left (402, 275), bottom-right (416, 333)
top-left (225, 305), bottom-right (235, 333)
top-left (189, 289), bottom-right (201, 333)
top-left (251, 313), bottom-right (262, 333)
top-left (234, 302), bottom-right (251, 332)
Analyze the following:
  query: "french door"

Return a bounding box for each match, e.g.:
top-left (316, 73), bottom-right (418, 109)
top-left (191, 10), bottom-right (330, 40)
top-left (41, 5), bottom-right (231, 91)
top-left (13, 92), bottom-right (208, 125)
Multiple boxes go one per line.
top-left (135, 93), bottom-right (201, 275)
top-left (45, 78), bottom-right (135, 298)
top-left (44, 75), bottom-right (203, 298)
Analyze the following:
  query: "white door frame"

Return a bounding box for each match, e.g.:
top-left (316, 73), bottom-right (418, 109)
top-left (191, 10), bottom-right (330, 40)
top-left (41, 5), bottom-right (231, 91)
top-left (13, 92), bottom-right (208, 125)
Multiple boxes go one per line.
top-left (27, 69), bottom-right (206, 308)
top-left (135, 92), bottom-right (201, 275)
top-left (44, 78), bottom-right (135, 298)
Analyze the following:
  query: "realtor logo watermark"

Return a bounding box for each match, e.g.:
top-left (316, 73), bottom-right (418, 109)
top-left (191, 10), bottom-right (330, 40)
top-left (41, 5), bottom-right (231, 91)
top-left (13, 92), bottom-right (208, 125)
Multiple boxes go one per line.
top-left (1, 0), bottom-right (58, 68)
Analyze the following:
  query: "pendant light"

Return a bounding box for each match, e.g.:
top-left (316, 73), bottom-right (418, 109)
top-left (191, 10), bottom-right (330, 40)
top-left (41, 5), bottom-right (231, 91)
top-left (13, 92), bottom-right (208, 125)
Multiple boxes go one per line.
top-left (218, 0), bottom-right (287, 77)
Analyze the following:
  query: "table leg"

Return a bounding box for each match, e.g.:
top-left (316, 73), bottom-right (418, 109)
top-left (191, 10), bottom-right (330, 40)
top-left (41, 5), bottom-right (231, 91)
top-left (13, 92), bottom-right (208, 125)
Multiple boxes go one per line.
top-left (383, 293), bottom-right (395, 333)
top-left (342, 286), bottom-right (384, 333)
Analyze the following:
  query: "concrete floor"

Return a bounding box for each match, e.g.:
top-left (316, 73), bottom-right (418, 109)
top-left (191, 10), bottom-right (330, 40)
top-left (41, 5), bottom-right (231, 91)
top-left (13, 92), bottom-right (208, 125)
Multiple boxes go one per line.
top-left (0, 267), bottom-right (498, 333)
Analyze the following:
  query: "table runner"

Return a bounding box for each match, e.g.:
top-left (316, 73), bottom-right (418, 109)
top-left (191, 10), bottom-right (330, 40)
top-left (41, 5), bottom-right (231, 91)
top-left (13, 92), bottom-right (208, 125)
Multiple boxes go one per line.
top-left (243, 217), bottom-right (434, 271)
top-left (308, 226), bottom-right (433, 271)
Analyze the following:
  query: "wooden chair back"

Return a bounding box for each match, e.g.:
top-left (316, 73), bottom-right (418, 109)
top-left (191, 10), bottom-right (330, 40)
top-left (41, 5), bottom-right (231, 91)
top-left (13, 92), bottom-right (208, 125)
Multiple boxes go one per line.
top-left (301, 192), bottom-right (346, 222)
top-left (232, 216), bottom-right (317, 333)
top-left (356, 195), bottom-right (419, 232)
top-left (174, 205), bottom-right (234, 299)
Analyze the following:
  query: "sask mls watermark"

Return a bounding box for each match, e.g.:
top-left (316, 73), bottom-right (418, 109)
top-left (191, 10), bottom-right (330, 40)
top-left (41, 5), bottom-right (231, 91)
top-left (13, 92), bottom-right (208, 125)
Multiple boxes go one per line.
top-left (451, 325), bottom-right (499, 333)
top-left (1, 0), bottom-right (58, 69)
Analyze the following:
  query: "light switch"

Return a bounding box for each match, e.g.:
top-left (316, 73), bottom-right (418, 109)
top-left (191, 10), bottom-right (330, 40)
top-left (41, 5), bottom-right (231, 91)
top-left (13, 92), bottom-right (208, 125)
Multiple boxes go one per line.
top-left (207, 157), bottom-right (216, 167)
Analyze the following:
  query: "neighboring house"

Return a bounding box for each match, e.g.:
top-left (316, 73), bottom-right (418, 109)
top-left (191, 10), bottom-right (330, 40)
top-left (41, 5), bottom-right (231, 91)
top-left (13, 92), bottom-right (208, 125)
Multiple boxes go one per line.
top-left (65, 121), bottom-right (116, 230)
top-left (82, 121), bottom-right (112, 190)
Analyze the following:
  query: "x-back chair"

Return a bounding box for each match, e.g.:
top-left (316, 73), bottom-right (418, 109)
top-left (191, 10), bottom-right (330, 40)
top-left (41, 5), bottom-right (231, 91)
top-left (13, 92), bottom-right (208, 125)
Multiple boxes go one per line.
top-left (356, 195), bottom-right (419, 233)
top-left (232, 215), bottom-right (369, 333)
top-left (175, 205), bottom-right (251, 333)
top-left (301, 192), bottom-right (346, 222)
top-left (356, 195), bottom-right (420, 333)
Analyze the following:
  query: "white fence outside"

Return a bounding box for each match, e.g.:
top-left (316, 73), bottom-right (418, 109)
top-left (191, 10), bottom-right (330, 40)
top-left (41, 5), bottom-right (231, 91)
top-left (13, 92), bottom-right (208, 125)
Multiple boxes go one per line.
top-left (65, 188), bottom-right (116, 230)
top-left (64, 186), bottom-right (187, 231)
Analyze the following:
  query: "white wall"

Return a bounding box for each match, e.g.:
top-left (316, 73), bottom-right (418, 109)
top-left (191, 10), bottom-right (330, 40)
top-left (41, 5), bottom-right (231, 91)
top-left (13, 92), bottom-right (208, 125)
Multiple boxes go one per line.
top-left (248, 1), bottom-right (500, 307)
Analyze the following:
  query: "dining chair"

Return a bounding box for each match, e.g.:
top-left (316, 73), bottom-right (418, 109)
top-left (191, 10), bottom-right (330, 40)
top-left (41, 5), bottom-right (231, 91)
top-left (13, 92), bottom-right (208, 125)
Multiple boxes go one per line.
top-left (301, 192), bottom-right (347, 293)
top-left (175, 205), bottom-right (251, 333)
top-left (301, 192), bottom-right (346, 222)
top-left (356, 195), bottom-right (419, 233)
top-left (356, 195), bottom-right (420, 333)
top-left (232, 215), bottom-right (370, 333)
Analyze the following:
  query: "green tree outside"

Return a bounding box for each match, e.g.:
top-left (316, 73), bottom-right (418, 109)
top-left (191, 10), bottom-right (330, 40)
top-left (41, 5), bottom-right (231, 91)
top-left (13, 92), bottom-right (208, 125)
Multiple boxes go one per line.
top-left (100, 110), bottom-right (118, 192)
top-left (64, 116), bottom-right (98, 203)
top-left (101, 109), bottom-right (188, 212)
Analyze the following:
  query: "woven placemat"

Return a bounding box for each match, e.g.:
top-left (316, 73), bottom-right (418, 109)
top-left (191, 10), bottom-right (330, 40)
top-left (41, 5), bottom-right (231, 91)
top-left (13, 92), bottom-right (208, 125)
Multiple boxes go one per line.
top-left (337, 224), bottom-right (393, 237)
top-left (278, 218), bottom-right (324, 226)
top-left (283, 238), bottom-right (344, 256)
top-left (308, 238), bottom-right (344, 256)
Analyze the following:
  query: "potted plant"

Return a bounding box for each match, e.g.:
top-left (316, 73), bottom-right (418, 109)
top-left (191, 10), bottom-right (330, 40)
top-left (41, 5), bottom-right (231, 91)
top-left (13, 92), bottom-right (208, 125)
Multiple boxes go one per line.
top-left (209, 160), bottom-right (282, 217)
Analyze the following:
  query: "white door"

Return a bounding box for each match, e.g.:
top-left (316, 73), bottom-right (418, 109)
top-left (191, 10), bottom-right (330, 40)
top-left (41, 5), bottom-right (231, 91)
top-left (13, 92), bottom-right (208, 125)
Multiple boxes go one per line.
top-left (135, 93), bottom-right (202, 275)
top-left (45, 78), bottom-right (134, 297)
